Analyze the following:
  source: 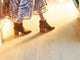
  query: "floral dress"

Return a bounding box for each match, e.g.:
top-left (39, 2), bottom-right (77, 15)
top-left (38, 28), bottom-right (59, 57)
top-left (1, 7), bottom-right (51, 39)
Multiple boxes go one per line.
top-left (9, 0), bottom-right (47, 22)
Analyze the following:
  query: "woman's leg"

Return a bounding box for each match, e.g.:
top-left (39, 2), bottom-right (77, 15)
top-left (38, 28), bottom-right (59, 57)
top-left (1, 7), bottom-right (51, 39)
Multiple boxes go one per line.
top-left (17, 19), bottom-right (23, 24)
top-left (39, 12), bottom-right (45, 21)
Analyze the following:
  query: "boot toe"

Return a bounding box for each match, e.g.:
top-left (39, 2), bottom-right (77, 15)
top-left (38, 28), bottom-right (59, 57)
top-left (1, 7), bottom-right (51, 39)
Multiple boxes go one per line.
top-left (48, 26), bottom-right (55, 31)
top-left (52, 26), bottom-right (55, 29)
top-left (23, 30), bottom-right (31, 34)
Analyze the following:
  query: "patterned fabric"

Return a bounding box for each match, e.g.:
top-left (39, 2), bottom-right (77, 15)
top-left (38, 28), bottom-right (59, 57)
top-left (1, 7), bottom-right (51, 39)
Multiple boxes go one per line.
top-left (0, 0), bottom-right (10, 19)
top-left (9, 0), bottom-right (47, 22)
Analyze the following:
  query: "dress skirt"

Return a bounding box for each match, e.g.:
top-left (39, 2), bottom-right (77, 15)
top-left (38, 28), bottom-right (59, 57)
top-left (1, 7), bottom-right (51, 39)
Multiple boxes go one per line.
top-left (9, 0), bottom-right (47, 22)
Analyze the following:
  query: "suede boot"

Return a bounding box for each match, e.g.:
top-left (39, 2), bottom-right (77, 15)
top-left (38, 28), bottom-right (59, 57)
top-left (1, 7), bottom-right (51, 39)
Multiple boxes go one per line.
top-left (39, 20), bottom-right (55, 33)
top-left (18, 23), bottom-right (31, 34)
top-left (14, 23), bottom-right (31, 35)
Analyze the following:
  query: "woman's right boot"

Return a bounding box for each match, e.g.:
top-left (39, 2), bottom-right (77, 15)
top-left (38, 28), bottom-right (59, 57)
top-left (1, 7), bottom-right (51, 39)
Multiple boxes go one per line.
top-left (39, 20), bottom-right (55, 33)
top-left (39, 20), bottom-right (45, 32)
top-left (18, 23), bottom-right (31, 34)
top-left (14, 23), bottom-right (31, 35)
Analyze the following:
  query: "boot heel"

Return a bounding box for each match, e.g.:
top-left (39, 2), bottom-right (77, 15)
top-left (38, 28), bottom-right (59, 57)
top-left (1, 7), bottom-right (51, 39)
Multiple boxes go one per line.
top-left (14, 23), bottom-right (19, 35)
top-left (40, 28), bottom-right (45, 33)
top-left (14, 30), bottom-right (19, 35)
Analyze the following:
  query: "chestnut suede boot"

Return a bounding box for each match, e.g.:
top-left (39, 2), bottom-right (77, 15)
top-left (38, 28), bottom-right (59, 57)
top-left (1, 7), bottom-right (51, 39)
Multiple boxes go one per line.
top-left (14, 23), bottom-right (31, 35)
top-left (39, 20), bottom-right (55, 33)
top-left (18, 23), bottom-right (31, 34)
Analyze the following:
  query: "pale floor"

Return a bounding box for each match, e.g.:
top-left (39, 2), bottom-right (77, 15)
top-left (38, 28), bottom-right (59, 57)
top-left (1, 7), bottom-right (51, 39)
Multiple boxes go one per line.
top-left (0, 0), bottom-right (80, 60)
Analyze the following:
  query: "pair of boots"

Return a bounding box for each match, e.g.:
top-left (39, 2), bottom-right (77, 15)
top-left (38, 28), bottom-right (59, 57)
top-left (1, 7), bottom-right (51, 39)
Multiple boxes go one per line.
top-left (39, 20), bottom-right (55, 32)
top-left (14, 23), bottom-right (31, 35)
top-left (14, 20), bottom-right (55, 35)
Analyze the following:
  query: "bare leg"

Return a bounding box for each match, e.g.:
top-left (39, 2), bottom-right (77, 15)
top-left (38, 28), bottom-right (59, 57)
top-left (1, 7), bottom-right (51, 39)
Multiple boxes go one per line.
top-left (17, 19), bottom-right (23, 24)
top-left (39, 12), bottom-right (45, 21)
